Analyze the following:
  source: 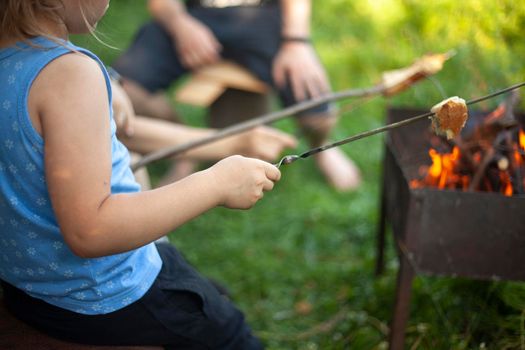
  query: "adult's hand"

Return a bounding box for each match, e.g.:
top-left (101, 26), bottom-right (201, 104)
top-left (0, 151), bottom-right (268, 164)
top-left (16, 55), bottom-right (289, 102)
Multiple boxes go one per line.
top-left (170, 13), bottom-right (222, 70)
top-left (272, 41), bottom-right (331, 102)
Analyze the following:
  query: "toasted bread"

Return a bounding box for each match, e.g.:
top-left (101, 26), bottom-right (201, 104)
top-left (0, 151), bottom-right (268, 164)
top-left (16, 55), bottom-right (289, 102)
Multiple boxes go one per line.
top-left (430, 96), bottom-right (468, 139)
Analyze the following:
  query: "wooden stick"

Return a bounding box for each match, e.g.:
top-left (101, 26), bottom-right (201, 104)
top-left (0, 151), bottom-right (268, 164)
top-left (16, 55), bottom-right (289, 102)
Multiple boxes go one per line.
top-left (468, 147), bottom-right (495, 191)
top-left (131, 84), bottom-right (386, 171)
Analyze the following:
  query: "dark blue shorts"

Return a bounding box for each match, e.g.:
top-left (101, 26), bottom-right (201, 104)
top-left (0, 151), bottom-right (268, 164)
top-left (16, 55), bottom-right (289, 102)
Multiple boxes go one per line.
top-left (1, 243), bottom-right (263, 349)
top-left (112, 4), bottom-right (329, 116)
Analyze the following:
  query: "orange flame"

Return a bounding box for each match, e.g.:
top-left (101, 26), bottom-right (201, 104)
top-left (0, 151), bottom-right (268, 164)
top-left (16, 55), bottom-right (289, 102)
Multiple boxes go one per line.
top-left (500, 171), bottom-right (513, 197)
top-left (504, 183), bottom-right (513, 196)
top-left (428, 149), bottom-right (442, 178)
top-left (514, 150), bottom-right (521, 166)
top-left (420, 147), bottom-right (461, 189)
top-left (410, 125), bottom-right (525, 196)
top-left (513, 129), bottom-right (525, 167)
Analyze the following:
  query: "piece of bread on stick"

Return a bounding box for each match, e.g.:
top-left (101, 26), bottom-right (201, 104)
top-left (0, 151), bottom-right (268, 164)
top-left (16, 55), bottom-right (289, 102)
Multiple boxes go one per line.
top-left (430, 96), bottom-right (468, 139)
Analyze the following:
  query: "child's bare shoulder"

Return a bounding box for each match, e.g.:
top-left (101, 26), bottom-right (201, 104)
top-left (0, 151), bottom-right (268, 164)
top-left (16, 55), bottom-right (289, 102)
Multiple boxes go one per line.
top-left (39, 51), bottom-right (106, 87)
top-left (32, 51), bottom-right (108, 109)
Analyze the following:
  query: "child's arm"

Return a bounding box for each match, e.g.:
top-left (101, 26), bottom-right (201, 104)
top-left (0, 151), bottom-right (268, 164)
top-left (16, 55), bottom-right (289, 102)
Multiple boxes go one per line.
top-left (29, 53), bottom-right (280, 258)
top-left (119, 116), bottom-right (297, 162)
top-left (110, 80), bottom-right (297, 161)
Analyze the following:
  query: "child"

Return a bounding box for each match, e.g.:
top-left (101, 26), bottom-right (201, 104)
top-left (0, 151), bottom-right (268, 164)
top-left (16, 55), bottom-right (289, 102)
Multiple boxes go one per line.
top-left (110, 75), bottom-right (297, 190)
top-left (0, 1), bottom-right (285, 348)
top-left (109, 70), bottom-right (297, 168)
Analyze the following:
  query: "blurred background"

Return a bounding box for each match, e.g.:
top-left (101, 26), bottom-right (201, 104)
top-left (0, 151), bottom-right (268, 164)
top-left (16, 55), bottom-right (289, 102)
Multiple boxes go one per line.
top-left (73, 1), bottom-right (525, 349)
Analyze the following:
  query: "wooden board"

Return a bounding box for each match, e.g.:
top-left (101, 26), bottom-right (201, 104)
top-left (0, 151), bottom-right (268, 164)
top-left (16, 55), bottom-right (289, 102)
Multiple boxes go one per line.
top-left (174, 60), bottom-right (269, 107)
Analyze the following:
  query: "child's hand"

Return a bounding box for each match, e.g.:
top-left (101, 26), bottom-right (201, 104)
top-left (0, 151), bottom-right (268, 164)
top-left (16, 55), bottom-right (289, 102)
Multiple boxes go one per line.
top-left (111, 80), bottom-right (136, 137)
top-left (209, 155), bottom-right (281, 209)
top-left (234, 126), bottom-right (298, 162)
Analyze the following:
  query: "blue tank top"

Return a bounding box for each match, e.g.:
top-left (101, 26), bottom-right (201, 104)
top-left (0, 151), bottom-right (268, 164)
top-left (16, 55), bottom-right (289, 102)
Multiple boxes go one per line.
top-left (0, 37), bottom-right (162, 315)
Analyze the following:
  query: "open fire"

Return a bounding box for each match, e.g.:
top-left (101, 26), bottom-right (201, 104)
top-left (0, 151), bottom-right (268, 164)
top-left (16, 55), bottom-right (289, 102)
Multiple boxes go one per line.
top-left (410, 95), bottom-right (525, 196)
top-left (378, 103), bottom-right (525, 350)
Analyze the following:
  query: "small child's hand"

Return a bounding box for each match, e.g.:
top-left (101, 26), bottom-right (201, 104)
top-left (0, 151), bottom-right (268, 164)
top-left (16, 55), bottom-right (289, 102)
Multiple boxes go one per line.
top-left (235, 126), bottom-right (298, 162)
top-left (210, 155), bottom-right (281, 209)
top-left (111, 80), bottom-right (135, 137)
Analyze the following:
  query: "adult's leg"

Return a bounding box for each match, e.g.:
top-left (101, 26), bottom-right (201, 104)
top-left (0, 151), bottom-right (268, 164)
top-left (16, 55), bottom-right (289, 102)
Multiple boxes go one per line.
top-left (296, 110), bottom-right (361, 191)
top-left (203, 5), bottom-right (361, 191)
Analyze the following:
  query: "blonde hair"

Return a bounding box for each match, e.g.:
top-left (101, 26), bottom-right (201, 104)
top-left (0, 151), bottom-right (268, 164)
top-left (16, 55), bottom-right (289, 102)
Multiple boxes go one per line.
top-left (0, 0), bottom-right (117, 50)
top-left (0, 0), bottom-right (65, 43)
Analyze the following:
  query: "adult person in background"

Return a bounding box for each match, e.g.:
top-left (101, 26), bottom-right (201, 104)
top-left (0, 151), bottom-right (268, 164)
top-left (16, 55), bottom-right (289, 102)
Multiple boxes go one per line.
top-left (113, 0), bottom-right (362, 191)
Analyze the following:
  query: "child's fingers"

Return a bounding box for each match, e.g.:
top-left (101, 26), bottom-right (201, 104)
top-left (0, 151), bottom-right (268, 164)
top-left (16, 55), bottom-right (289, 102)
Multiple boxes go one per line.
top-left (269, 128), bottom-right (298, 149)
top-left (125, 123), bottom-right (135, 137)
top-left (262, 178), bottom-right (275, 192)
top-left (263, 162), bottom-right (281, 182)
top-left (122, 108), bottom-right (135, 137)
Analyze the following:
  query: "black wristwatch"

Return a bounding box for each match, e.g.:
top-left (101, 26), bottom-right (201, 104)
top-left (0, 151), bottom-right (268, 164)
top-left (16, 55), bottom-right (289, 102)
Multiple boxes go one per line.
top-left (281, 36), bottom-right (311, 44)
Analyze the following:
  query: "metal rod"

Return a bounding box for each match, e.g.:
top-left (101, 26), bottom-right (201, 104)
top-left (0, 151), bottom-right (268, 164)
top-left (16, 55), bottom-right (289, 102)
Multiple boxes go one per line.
top-left (277, 81), bottom-right (525, 167)
top-left (297, 112), bottom-right (433, 159)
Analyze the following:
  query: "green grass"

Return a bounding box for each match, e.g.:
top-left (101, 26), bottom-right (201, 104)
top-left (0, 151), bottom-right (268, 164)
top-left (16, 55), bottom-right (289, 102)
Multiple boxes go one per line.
top-left (73, 1), bottom-right (525, 349)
